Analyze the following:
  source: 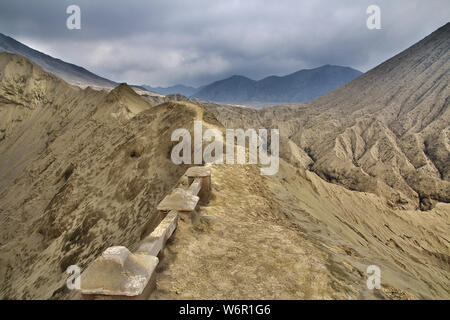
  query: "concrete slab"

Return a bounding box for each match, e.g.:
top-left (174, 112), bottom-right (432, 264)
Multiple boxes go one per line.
top-left (80, 246), bottom-right (158, 297)
top-left (136, 210), bottom-right (178, 256)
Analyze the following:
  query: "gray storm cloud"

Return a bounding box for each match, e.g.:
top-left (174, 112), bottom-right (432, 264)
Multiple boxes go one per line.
top-left (0, 0), bottom-right (448, 86)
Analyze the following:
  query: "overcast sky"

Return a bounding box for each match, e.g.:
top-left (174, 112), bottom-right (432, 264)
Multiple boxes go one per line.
top-left (0, 0), bottom-right (448, 87)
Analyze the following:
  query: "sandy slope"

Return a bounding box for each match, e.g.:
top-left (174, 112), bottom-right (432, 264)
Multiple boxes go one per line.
top-left (149, 160), bottom-right (449, 299)
top-left (0, 53), bottom-right (198, 298)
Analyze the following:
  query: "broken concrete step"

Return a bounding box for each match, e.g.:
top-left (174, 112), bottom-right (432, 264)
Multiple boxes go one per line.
top-left (136, 210), bottom-right (178, 256)
top-left (80, 246), bottom-right (158, 298)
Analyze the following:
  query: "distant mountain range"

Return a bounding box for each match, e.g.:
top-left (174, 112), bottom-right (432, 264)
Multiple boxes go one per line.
top-left (1, 32), bottom-right (362, 105)
top-left (191, 65), bottom-right (362, 105)
top-left (144, 65), bottom-right (362, 105)
top-left (142, 84), bottom-right (198, 97)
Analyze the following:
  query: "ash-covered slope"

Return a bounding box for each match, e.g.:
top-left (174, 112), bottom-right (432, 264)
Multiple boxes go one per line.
top-left (150, 161), bottom-right (449, 300)
top-left (205, 22), bottom-right (450, 210)
top-left (0, 52), bottom-right (449, 300)
top-left (0, 52), bottom-right (192, 298)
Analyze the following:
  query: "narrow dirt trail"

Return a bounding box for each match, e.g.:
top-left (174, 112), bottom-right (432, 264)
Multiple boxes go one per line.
top-left (150, 164), bottom-right (351, 299)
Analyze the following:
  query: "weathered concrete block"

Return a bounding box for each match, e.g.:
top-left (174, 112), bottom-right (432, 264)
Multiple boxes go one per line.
top-left (157, 188), bottom-right (199, 212)
top-left (80, 246), bottom-right (158, 298)
top-left (136, 210), bottom-right (178, 256)
top-left (186, 166), bottom-right (211, 200)
top-left (187, 178), bottom-right (202, 196)
top-left (82, 272), bottom-right (157, 300)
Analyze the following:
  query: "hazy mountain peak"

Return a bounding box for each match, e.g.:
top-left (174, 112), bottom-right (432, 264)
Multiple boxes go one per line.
top-left (228, 74), bottom-right (253, 80)
top-left (102, 83), bottom-right (153, 122)
top-left (108, 82), bottom-right (137, 97)
top-left (141, 84), bottom-right (198, 97)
